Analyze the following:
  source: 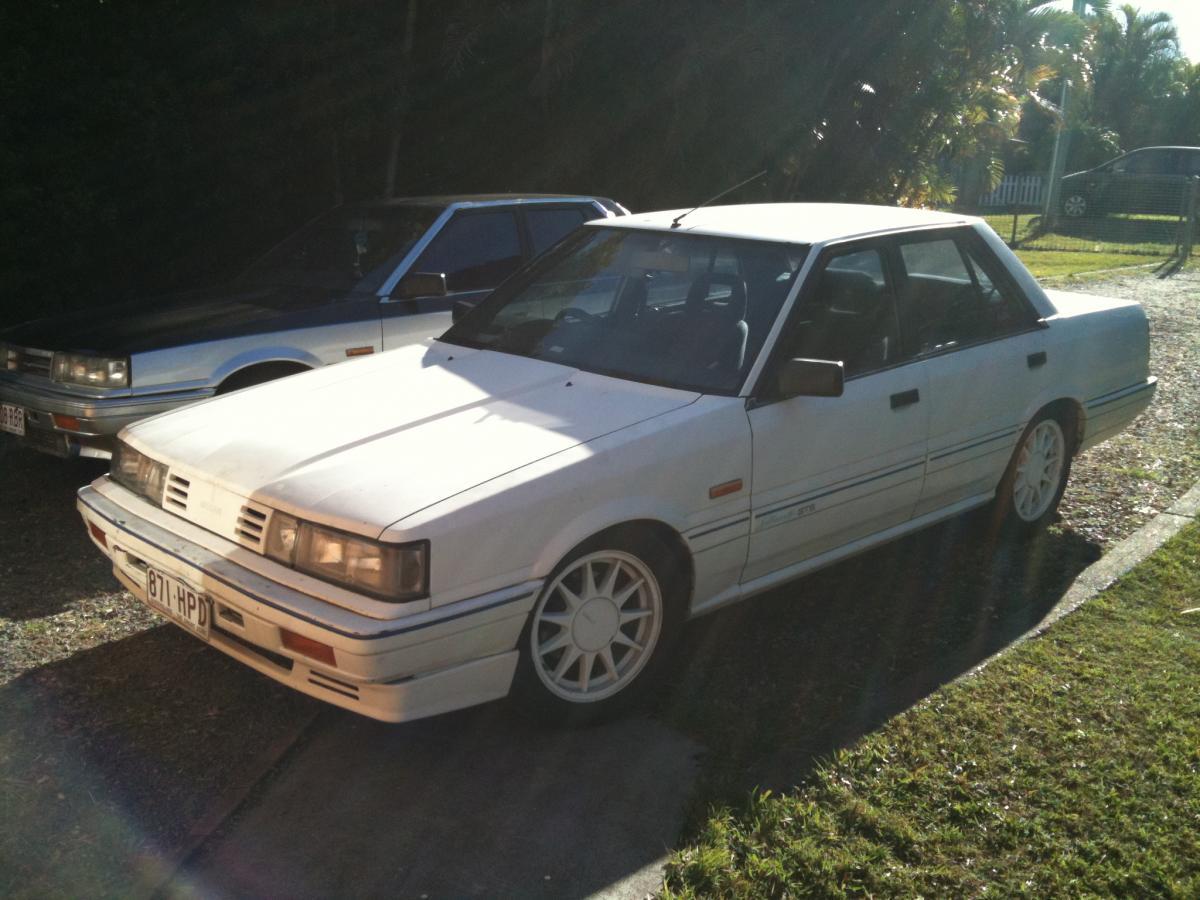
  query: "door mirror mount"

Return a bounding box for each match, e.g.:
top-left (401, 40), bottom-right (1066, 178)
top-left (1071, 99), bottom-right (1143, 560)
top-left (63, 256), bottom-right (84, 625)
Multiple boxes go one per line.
top-left (776, 357), bottom-right (844, 399)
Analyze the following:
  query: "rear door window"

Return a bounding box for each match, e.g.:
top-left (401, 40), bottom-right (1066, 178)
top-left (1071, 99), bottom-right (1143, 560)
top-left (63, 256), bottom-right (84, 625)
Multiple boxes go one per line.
top-left (526, 207), bottom-right (591, 256)
top-left (897, 233), bottom-right (1033, 351)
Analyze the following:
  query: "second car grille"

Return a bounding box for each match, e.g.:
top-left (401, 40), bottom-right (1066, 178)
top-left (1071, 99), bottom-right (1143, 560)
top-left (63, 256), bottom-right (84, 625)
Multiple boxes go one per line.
top-left (7, 347), bottom-right (53, 377)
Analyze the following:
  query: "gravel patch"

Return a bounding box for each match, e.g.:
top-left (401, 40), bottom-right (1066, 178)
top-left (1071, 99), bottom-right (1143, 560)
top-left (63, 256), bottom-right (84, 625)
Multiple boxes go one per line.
top-left (1047, 268), bottom-right (1200, 546)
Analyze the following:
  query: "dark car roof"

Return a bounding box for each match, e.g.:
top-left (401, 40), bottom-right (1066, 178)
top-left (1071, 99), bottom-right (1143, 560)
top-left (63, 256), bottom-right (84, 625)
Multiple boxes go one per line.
top-left (353, 194), bottom-right (623, 209)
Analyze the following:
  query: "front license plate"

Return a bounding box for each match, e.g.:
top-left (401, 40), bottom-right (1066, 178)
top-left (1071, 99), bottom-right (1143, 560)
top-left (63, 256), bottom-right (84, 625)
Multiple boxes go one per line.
top-left (145, 566), bottom-right (211, 639)
top-left (0, 403), bottom-right (25, 436)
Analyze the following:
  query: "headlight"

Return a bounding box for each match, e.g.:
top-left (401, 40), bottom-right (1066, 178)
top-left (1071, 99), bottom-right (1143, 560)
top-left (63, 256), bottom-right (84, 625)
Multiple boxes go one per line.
top-left (110, 440), bottom-right (168, 506)
top-left (266, 513), bottom-right (428, 602)
top-left (51, 352), bottom-right (129, 387)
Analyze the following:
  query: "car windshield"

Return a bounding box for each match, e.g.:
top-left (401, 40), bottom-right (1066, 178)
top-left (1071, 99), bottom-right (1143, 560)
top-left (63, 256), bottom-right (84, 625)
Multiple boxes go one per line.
top-left (441, 227), bottom-right (808, 394)
top-left (238, 204), bottom-right (443, 292)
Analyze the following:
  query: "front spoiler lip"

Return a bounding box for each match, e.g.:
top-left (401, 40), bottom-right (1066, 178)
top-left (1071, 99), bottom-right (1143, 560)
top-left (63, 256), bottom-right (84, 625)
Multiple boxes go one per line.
top-left (76, 483), bottom-right (541, 641)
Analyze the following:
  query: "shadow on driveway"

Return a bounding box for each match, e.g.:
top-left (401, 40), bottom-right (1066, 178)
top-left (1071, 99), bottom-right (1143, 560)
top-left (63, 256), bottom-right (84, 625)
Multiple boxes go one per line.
top-left (169, 708), bottom-right (701, 899)
top-left (661, 512), bottom-right (1100, 806)
top-left (1, 450), bottom-right (111, 621)
top-left (0, 626), bottom-right (319, 898)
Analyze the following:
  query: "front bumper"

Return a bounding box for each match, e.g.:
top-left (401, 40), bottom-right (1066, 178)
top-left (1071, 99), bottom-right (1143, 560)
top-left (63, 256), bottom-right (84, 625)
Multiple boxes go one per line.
top-left (0, 375), bottom-right (212, 458)
top-left (77, 481), bottom-right (539, 723)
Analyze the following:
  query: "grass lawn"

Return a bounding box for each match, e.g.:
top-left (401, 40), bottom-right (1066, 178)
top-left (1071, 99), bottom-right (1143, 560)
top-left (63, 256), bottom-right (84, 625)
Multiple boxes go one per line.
top-left (663, 524), bottom-right (1200, 898)
top-left (1013, 249), bottom-right (1160, 280)
top-left (978, 210), bottom-right (1188, 279)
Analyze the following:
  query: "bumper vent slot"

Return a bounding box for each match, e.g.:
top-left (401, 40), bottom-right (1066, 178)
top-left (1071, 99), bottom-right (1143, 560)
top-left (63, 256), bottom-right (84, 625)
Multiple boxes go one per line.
top-left (308, 671), bottom-right (360, 701)
top-left (212, 623), bottom-right (294, 671)
top-left (236, 504), bottom-right (268, 547)
top-left (165, 473), bottom-right (190, 511)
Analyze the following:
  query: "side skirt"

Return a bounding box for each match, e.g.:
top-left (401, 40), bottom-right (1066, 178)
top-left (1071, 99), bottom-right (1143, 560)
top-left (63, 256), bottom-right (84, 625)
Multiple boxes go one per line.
top-left (689, 492), bottom-right (995, 618)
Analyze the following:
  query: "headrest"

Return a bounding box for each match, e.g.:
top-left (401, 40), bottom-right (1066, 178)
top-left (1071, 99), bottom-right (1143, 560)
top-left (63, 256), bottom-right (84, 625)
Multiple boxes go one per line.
top-left (686, 273), bottom-right (748, 320)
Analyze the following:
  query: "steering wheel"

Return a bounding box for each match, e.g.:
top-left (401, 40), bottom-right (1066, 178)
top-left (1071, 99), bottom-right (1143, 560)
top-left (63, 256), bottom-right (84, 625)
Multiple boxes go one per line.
top-left (554, 306), bottom-right (597, 324)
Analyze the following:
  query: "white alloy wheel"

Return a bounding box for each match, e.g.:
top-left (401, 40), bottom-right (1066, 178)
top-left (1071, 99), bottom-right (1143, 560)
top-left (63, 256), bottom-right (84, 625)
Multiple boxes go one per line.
top-left (1012, 418), bottom-right (1066, 522)
top-left (1063, 194), bottom-right (1088, 217)
top-left (530, 549), bottom-right (664, 703)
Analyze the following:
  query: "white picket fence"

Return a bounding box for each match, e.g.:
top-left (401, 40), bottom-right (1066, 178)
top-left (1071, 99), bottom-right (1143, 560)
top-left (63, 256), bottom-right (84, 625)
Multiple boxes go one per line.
top-left (979, 174), bottom-right (1044, 208)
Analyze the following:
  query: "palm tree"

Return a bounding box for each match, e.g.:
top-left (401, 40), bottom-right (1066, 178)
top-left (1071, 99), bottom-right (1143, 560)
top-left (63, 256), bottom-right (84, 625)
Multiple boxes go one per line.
top-left (1090, 4), bottom-right (1182, 147)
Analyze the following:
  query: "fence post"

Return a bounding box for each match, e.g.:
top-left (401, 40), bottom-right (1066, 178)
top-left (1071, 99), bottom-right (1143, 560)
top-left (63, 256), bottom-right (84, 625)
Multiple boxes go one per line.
top-left (1181, 177), bottom-right (1199, 268)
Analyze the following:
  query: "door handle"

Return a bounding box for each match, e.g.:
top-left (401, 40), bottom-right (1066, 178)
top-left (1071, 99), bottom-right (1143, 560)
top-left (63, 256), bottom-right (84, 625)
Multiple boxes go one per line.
top-left (1027, 351), bottom-right (1047, 369)
top-left (890, 389), bottom-right (920, 410)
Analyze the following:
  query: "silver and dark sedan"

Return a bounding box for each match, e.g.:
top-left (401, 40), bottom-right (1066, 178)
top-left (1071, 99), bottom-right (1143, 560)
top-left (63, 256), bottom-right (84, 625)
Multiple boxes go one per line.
top-left (0, 193), bottom-right (626, 458)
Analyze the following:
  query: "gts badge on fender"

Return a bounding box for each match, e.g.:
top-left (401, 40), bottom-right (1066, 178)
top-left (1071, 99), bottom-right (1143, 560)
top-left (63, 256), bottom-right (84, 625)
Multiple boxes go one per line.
top-left (756, 501), bottom-right (817, 531)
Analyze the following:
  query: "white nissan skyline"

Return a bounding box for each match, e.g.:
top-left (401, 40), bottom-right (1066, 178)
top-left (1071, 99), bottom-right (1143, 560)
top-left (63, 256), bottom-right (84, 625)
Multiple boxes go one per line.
top-left (77, 204), bottom-right (1155, 723)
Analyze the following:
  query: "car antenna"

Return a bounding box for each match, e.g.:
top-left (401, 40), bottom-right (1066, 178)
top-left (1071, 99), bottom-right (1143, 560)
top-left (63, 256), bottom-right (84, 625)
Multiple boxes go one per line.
top-left (670, 169), bottom-right (768, 229)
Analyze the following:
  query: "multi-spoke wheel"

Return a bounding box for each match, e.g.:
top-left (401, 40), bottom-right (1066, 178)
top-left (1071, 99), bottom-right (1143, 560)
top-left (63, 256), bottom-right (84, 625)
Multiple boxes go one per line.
top-left (1012, 419), bottom-right (1065, 522)
top-left (993, 410), bottom-right (1074, 538)
top-left (511, 531), bottom-right (686, 722)
top-left (1062, 194), bottom-right (1089, 218)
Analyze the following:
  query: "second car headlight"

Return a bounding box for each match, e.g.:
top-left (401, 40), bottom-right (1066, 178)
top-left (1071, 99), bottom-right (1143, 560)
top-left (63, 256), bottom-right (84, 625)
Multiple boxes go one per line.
top-left (110, 440), bottom-right (168, 506)
top-left (52, 352), bottom-right (129, 387)
top-left (265, 512), bottom-right (428, 602)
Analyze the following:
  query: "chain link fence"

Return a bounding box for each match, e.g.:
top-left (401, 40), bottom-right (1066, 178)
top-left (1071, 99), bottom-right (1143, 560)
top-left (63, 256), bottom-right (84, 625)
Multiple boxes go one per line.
top-left (957, 173), bottom-right (1199, 272)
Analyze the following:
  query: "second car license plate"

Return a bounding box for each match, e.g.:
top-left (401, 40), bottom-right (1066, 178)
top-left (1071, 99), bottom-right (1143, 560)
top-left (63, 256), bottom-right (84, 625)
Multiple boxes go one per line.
top-left (145, 566), bottom-right (211, 639)
top-left (0, 403), bottom-right (25, 436)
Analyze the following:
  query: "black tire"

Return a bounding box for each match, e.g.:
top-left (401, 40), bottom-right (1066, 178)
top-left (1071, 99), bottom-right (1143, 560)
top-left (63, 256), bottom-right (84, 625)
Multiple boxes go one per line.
top-left (509, 528), bottom-right (688, 725)
top-left (990, 409), bottom-right (1074, 540)
top-left (216, 362), bottom-right (309, 395)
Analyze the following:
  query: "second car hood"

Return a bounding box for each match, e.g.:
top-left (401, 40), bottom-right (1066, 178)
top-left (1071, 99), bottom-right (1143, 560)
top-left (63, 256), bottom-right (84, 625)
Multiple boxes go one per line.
top-left (125, 342), bottom-right (699, 535)
top-left (1, 283), bottom-right (343, 355)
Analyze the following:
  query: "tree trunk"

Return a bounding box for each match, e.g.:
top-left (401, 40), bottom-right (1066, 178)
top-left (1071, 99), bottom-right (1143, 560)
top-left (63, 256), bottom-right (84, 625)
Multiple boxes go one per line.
top-left (384, 0), bottom-right (419, 198)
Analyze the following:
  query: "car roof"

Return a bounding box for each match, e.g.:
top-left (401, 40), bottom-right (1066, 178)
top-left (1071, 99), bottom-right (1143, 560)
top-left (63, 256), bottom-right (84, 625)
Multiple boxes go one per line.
top-left (353, 193), bottom-right (617, 209)
top-left (591, 203), bottom-right (974, 244)
top-left (1124, 146), bottom-right (1200, 152)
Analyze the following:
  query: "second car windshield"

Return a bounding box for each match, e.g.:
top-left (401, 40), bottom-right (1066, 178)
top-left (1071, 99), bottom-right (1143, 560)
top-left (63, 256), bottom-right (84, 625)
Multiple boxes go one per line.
top-left (441, 227), bottom-right (808, 394)
top-left (239, 204), bottom-right (443, 292)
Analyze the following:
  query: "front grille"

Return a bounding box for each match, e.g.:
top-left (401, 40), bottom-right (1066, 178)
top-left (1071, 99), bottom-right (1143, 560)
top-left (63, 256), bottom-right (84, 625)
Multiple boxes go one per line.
top-left (235, 504), bottom-right (268, 547)
top-left (165, 474), bottom-right (190, 511)
top-left (7, 347), bottom-right (53, 378)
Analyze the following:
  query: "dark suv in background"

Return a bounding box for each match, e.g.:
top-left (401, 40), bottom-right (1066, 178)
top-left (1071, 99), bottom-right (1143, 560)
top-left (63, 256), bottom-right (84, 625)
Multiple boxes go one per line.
top-left (1060, 146), bottom-right (1200, 218)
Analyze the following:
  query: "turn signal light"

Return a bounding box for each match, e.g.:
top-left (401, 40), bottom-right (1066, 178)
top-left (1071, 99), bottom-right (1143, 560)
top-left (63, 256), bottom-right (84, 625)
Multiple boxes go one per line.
top-left (280, 629), bottom-right (337, 666)
top-left (52, 414), bottom-right (83, 432)
top-left (87, 521), bottom-right (107, 548)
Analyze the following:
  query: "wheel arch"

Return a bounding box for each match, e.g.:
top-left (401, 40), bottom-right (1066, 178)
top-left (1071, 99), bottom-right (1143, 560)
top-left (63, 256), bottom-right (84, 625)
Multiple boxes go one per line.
top-left (539, 517), bottom-right (695, 609)
top-left (214, 354), bottom-right (318, 393)
top-left (1036, 397), bottom-right (1086, 455)
top-left (1019, 393), bottom-right (1087, 454)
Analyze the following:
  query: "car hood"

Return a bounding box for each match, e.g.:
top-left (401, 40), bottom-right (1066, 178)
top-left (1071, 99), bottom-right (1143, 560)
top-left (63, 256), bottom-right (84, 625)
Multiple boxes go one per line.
top-left (125, 342), bottom-right (700, 535)
top-left (0, 282), bottom-right (345, 355)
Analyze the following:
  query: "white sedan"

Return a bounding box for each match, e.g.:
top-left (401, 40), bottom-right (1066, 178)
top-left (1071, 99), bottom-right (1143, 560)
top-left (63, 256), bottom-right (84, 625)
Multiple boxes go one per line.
top-left (77, 204), bottom-right (1155, 723)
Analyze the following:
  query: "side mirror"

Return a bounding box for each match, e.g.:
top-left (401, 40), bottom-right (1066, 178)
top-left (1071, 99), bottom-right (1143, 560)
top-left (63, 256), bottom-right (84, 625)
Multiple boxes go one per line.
top-left (394, 272), bottom-right (447, 300)
top-left (776, 357), bottom-right (844, 399)
top-left (451, 298), bottom-right (479, 323)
